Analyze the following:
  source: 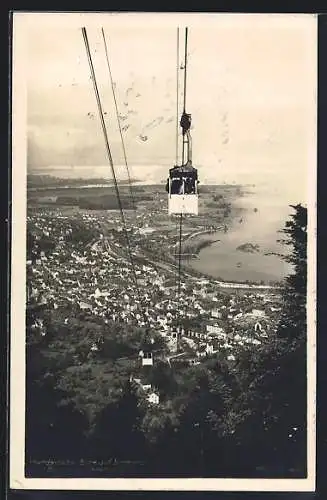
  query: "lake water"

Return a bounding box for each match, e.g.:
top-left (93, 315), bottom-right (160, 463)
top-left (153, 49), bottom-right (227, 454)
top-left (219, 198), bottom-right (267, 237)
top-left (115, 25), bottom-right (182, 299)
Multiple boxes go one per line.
top-left (189, 183), bottom-right (297, 283)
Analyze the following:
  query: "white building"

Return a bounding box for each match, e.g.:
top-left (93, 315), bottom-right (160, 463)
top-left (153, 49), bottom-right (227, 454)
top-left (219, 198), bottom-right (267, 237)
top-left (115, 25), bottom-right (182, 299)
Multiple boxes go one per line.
top-left (211, 309), bottom-right (221, 319)
top-left (205, 344), bottom-right (216, 355)
top-left (142, 352), bottom-right (153, 366)
top-left (147, 392), bottom-right (160, 405)
top-left (207, 324), bottom-right (224, 334)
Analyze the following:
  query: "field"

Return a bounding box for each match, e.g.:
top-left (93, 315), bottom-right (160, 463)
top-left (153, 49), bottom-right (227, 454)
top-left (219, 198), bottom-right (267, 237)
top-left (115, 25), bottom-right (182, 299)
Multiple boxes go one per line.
top-left (27, 181), bottom-right (244, 221)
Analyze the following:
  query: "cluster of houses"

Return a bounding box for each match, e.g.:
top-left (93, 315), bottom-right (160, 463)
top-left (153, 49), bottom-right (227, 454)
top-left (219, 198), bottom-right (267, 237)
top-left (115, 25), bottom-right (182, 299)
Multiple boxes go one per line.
top-left (27, 209), bottom-right (284, 406)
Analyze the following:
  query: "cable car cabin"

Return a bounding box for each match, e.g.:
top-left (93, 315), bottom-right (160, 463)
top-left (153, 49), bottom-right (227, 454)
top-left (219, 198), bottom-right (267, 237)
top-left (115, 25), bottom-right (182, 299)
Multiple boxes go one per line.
top-left (166, 162), bottom-right (198, 215)
top-left (142, 351), bottom-right (153, 366)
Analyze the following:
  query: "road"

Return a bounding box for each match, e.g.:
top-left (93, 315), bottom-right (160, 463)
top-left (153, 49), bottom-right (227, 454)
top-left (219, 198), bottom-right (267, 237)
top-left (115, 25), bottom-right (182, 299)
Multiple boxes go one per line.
top-left (97, 236), bottom-right (278, 291)
top-left (182, 226), bottom-right (224, 242)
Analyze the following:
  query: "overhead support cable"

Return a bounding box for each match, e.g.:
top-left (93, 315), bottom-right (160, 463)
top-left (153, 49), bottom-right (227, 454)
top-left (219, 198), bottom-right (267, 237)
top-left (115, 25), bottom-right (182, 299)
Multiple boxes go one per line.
top-left (176, 27), bottom-right (189, 302)
top-left (181, 27), bottom-right (188, 167)
top-left (81, 27), bottom-right (147, 326)
top-left (183, 26), bottom-right (188, 114)
top-left (101, 27), bottom-right (136, 212)
top-left (176, 27), bottom-right (180, 166)
top-left (177, 212), bottom-right (183, 299)
top-left (174, 215), bottom-right (179, 295)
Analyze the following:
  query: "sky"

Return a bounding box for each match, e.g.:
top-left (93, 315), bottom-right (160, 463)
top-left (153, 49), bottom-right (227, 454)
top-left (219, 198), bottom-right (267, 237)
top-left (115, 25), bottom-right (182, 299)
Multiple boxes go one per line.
top-left (17, 13), bottom-right (317, 201)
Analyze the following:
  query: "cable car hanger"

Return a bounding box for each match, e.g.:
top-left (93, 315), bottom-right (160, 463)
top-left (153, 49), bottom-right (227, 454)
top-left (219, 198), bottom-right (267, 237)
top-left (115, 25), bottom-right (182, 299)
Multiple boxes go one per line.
top-left (166, 27), bottom-right (199, 216)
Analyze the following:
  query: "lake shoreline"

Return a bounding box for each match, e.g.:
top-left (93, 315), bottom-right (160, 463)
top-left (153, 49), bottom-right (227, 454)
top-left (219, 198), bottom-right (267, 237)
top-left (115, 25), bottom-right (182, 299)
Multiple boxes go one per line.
top-left (186, 187), bottom-right (293, 284)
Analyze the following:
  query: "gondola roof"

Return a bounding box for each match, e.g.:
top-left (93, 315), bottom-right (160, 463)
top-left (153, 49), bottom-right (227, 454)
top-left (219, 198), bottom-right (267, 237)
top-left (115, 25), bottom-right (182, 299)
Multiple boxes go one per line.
top-left (169, 162), bottom-right (197, 176)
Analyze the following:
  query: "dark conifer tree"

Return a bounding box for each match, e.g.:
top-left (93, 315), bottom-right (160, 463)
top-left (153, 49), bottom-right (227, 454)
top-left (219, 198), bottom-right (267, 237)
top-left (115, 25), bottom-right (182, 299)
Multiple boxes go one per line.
top-left (231, 204), bottom-right (308, 476)
top-left (278, 204), bottom-right (307, 341)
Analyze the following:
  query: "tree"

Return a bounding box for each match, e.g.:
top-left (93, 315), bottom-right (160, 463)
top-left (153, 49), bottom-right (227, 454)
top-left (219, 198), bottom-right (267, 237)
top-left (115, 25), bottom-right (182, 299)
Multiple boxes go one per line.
top-left (90, 381), bottom-right (145, 461)
top-left (38, 234), bottom-right (56, 254)
top-left (27, 230), bottom-right (36, 260)
top-left (225, 204), bottom-right (308, 476)
top-left (25, 317), bottom-right (89, 462)
top-left (148, 361), bottom-right (178, 399)
top-left (277, 204), bottom-right (307, 341)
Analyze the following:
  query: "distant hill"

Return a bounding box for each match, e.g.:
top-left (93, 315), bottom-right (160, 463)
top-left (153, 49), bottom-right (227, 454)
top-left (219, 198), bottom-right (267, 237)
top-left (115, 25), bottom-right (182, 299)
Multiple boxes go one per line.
top-left (27, 174), bottom-right (142, 189)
